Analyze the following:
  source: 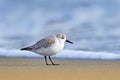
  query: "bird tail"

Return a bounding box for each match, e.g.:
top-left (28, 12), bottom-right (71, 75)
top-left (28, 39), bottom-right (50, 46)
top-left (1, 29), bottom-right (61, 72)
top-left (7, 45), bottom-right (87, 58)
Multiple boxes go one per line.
top-left (21, 47), bottom-right (32, 50)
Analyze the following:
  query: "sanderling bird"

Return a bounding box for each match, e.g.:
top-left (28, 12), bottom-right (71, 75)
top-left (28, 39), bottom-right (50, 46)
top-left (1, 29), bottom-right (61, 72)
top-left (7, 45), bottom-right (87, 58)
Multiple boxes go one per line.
top-left (21, 33), bottom-right (73, 65)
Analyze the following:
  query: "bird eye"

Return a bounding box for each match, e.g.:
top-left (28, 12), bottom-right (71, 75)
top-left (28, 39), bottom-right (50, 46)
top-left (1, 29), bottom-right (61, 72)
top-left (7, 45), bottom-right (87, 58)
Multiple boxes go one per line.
top-left (61, 36), bottom-right (64, 39)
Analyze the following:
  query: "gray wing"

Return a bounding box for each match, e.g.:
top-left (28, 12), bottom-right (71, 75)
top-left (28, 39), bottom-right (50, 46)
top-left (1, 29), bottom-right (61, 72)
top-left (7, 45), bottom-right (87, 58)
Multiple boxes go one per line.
top-left (31, 36), bottom-right (55, 50)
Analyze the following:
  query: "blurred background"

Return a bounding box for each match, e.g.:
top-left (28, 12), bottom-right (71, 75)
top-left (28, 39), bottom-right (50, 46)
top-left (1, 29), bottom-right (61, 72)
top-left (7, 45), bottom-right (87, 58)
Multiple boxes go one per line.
top-left (0, 0), bottom-right (120, 53)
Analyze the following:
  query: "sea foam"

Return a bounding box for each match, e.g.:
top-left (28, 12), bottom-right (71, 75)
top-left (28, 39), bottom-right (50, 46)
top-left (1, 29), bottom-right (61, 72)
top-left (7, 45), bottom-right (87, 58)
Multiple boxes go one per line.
top-left (0, 48), bottom-right (120, 59)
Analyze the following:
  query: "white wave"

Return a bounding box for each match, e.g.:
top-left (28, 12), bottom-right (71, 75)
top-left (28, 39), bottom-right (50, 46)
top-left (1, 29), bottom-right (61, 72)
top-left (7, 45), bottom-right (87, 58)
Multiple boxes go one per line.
top-left (0, 48), bottom-right (120, 59)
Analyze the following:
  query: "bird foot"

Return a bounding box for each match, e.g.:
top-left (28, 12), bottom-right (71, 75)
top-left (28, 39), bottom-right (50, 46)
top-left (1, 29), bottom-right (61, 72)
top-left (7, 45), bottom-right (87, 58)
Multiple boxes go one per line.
top-left (46, 64), bottom-right (59, 66)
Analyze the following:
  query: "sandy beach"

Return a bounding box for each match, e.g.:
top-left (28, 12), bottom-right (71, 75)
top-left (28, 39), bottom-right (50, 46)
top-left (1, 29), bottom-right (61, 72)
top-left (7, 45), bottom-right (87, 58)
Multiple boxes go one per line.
top-left (0, 58), bottom-right (120, 80)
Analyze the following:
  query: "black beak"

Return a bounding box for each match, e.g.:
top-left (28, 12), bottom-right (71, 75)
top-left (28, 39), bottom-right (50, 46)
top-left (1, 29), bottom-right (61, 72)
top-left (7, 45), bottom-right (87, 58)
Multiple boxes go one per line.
top-left (66, 40), bottom-right (73, 44)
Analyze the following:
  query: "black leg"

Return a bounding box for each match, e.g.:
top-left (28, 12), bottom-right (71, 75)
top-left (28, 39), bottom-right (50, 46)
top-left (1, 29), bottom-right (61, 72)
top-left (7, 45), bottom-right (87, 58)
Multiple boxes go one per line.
top-left (44, 56), bottom-right (49, 65)
top-left (49, 56), bottom-right (59, 65)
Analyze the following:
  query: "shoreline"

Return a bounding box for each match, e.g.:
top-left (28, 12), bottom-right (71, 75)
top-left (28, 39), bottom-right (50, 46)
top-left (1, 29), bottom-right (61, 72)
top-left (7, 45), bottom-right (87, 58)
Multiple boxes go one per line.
top-left (0, 58), bottom-right (120, 80)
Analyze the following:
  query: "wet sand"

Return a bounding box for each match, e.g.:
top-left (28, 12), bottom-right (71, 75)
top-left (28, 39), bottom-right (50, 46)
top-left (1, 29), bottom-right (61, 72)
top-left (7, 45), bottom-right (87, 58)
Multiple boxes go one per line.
top-left (0, 58), bottom-right (120, 80)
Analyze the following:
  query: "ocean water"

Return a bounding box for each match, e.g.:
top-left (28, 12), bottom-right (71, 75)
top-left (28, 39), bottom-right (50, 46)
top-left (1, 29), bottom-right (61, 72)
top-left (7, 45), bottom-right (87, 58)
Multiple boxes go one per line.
top-left (0, 0), bottom-right (120, 59)
top-left (0, 48), bottom-right (120, 59)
